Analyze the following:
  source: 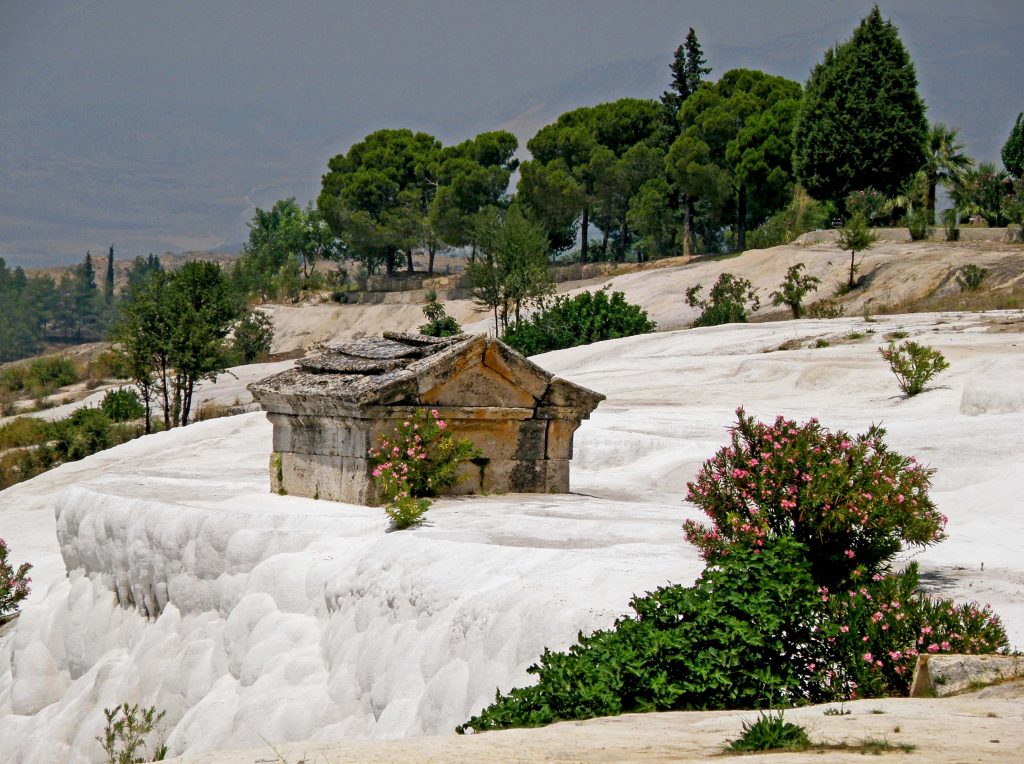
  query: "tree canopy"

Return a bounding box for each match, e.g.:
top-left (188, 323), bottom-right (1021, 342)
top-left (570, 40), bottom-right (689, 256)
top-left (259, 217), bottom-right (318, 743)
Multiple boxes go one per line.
top-left (793, 6), bottom-right (927, 207)
top-left (1003, 112), bottom-right (1024, 180)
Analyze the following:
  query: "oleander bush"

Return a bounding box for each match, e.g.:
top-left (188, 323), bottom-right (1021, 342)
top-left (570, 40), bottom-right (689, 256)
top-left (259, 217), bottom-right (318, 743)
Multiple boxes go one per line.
top-left (459, 410), bottom-right (1008, 734)
top-left (879, 340), bottom-right (949, 396)
top-left (683, 409), bottom-right (947, 588)
top-left (818, 564), bottom-right (1007, 699)
top-left (955, 263), bottom-right (989, 292)
top-left (368, 408), bottom-right (480, 529)
top-left (97, 703), bottom-right (167, 764)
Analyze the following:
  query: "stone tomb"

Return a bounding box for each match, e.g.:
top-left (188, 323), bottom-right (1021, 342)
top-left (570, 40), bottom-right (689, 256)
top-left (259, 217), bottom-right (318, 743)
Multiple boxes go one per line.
top-left (248, 332), bottom-right (604, 505)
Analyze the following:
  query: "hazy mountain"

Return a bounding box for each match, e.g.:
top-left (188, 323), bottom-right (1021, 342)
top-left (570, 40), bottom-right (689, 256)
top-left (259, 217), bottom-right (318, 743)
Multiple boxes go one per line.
top-left (1, 1), bottom-right (1021, 266)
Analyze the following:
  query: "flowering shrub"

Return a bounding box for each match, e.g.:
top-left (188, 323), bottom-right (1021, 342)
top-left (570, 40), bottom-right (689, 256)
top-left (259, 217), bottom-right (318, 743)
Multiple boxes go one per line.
top-left (0, 537), bottom-right (32, 618)
top-left (818, 564), bottom-right (1008, 699)
top-left (368, 409), bottom-right (480, 529)
top-left (683, 409), bottom-right (947, 588)
top-left (879, 340), bottom-right (949, 397)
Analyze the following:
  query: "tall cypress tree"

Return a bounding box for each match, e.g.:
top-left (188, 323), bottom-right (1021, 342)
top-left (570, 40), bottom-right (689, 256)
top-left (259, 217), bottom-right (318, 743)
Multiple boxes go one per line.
top-left (1003, 112), bottom-right (1024, 179)
top-left (104, 244), bottom-right (115, 305)
top-left (661, 28), bottom-right (711, 119)
top-left (793, 6), bottom-right (927, 207)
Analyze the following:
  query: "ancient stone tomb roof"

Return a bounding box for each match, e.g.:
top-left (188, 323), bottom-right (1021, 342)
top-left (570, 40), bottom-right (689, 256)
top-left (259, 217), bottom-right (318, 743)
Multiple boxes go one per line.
top-left (248, 332), bottom-right (605, 417)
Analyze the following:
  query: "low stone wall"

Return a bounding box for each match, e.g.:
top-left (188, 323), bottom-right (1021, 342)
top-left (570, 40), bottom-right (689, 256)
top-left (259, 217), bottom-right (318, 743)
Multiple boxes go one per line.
top-left (910, 654), bottom-right (1024, 697)
top-left (796, 227), bottom-right (1023, 245)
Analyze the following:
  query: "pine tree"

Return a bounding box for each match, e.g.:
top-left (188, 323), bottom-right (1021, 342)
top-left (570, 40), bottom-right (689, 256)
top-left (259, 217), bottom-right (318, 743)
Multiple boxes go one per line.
top-left (793, 6), bottom-right (927, 207)
top-left (1003, 112), bottom-right (1024, 179)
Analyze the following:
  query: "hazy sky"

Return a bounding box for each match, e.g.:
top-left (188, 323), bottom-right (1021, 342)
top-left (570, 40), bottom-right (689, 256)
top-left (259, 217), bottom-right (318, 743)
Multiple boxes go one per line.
top-left (2, 1), bottom-right (1022, 266)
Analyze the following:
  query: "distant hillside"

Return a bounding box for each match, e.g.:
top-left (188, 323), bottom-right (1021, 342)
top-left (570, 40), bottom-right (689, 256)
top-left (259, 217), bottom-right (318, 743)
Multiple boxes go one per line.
top-left (24, 250), bottom-right (239, 295)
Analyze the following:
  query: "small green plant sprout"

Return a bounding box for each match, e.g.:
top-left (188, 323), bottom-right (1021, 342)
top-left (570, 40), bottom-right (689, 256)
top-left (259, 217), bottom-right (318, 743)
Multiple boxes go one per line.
top-left (836, 212), bottom-right (877, 289)
top-left (727, 709), bottom-right (811, 752)
top-left (685, 272), bottom-right (760, 326)
top-left (368, 409), bottom-right (480, 529)
top-left (823, 704), bottom-right (851, 716)
top-left (770, 263), bottom-right (822, 319)
top-left (955, 264), bottom-right (990, 292)
top-left (419, 294), bottom-right (463, 338)
top-left (879, 340), bottom-right (950, 396)
top-left (0, 538), bottom-right (32, 618)
top-left (97, 703), bottom-right (167, 764)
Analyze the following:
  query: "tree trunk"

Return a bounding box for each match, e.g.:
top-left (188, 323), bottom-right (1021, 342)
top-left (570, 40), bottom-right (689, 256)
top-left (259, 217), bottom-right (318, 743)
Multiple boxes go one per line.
top-left (385, 252), bottom-right (395, 277)
top-left (142, 383), bottom-right (152, 435)
top-left (160, 359), bottom-right (171, 431)
top-left (617, 219), bottom-right (628, 262)
top-left (683, 200), bottom-right (692, 259)
top-left (428, 243), bottom-right (436, 275)
top-left (406, 249), bottom-right (414, 274)
top-left (181, 379), bottom-right (194, 427)
top-left (580, 207), bottom-right (589, 263)
top-left (849, 251), bottom-right (856, 289)
top-left (601, 228), bottom-right (610, 260)
top-left (927, 181), bottom-right (937, 225)
top-left (737, 184), bottom-right (747, 252)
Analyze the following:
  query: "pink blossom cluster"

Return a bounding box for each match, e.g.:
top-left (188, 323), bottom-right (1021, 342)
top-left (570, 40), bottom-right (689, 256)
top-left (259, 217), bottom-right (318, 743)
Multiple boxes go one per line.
top-left (683, 408), bottom-right (947, 587)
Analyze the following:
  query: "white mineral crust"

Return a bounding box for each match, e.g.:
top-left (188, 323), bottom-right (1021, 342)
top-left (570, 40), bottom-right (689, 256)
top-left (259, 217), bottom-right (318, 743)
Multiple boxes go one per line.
top-left (1, 314), bottom-right (1022, 762)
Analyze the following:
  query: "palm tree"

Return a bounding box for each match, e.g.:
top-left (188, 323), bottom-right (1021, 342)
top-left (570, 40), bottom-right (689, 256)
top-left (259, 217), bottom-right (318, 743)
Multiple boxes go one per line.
top-left (922, 123), bottom-right (974, 223)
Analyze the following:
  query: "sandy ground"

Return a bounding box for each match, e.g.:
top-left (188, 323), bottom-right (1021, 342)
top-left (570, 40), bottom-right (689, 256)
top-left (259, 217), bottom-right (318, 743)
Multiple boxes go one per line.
top-left (165, 681), bottom-right (1024, 763)
top-left (264, 239), bottom-right (1024, 352)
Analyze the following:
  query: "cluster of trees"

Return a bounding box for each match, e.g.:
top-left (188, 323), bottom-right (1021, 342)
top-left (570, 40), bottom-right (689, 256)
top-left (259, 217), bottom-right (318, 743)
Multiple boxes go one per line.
top-left (0, 249), bottom-right (117, 363)
top-left (112, 261), bottom-right (270, 432)
top-left (231, 7), bottom-right (1019, 328)
top-left (317, 129), bottom-right (518, 276)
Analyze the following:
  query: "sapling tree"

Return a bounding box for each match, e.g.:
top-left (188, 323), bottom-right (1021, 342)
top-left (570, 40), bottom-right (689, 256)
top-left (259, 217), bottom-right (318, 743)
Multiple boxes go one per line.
top-left (836, 212), bottom-right (877, 289)
top-left (0, 538), bottom-right (31, 618)
top-left (419, 295), bottom-right (463, 337)
top-left (770, 263), bottom-right (821, 318)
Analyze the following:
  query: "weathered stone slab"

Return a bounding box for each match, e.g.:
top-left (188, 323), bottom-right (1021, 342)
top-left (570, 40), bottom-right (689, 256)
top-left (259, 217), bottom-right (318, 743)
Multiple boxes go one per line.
top-left (515, 419), bottom-right (547, 461)
top-left (546, 419), bottom-right (579, 459)
top-left (276, 451), bottom-right (380, 505)
top-left (540, 377), bottom-right (605, 411)
top-left (382, 331), bottom-right (466, 347)
top-left (409, 335), bottom-right (485, 396)
top-left (324, 336), bottom-right (424, 360)
top-left (910, 654), bottom-right (1024, 697)
top-left (298, 352), bottom-right (405, 375)
top-left (483, 341), bottom-right (551, 399)
top-left (422, 363), bottom-right (536, 409)
top-left (269, 414), bottom-right (372, 458)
